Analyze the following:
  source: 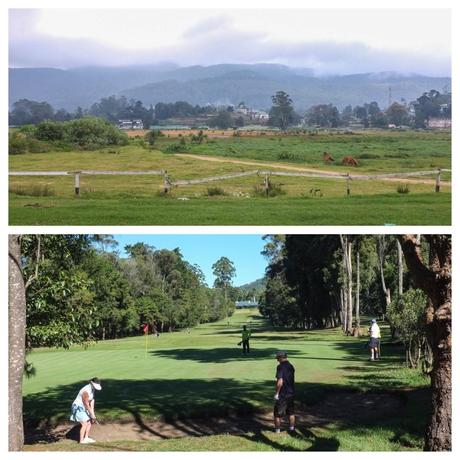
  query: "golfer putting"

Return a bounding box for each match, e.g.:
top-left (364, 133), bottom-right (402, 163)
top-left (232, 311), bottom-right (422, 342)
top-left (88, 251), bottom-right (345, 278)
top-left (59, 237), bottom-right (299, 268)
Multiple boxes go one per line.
top-left (69, 377), bottom-right (102, 444)
top-left (274, 351), bottom-right (295, 433)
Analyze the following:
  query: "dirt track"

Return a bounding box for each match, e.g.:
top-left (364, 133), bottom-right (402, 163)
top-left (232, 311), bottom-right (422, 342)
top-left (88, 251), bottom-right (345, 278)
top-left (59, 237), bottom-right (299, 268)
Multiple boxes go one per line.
top-left (26, 391), bottom-right (404, 444)
top-left (175, 154), bottom-right (451, 187)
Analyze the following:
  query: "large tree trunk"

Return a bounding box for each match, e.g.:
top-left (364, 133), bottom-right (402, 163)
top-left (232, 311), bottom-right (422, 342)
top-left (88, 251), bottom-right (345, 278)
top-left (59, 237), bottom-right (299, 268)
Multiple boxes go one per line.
top-left (397, 239), bottom-right (404, 296)
top-left (339, 235), bottom-right (353, 335)
top-left (377, 235), bottom-right (392, 314)
top-left (398, 234), bottom-right (451, 451)
top-left (347, 241), bottom-right (353, 334)
top-left (354, 250), bottom-right (361, 336)
top-left (8, 235), bottom-right (26, 451)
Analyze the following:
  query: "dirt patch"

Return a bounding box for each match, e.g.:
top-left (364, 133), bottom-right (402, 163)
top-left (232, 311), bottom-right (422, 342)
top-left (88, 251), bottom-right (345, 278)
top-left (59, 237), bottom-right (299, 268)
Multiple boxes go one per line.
top-left (26, 391), bottom-right (404, 445)
top-left (175, 154), bottom-right (451, 187)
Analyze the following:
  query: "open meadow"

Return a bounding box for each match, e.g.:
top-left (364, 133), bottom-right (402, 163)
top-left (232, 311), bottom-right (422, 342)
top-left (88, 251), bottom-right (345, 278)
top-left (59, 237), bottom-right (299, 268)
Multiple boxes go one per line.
top-left (23, 309), bottom-right (430, 452)
top-left (9, 130), bottom-right (451, 225)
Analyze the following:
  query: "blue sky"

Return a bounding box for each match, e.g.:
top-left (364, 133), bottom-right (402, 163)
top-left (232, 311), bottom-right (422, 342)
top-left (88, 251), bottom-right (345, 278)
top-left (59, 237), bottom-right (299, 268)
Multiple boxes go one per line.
top-left (111, 234), bottom-right (267, 287)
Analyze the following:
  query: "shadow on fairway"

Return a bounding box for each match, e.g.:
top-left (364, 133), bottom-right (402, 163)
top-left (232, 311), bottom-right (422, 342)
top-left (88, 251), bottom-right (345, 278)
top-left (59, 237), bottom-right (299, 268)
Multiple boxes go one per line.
top-left (149, 347), bottom-right (303, 363)
top-left (23, 377), bottom-right (429, 451)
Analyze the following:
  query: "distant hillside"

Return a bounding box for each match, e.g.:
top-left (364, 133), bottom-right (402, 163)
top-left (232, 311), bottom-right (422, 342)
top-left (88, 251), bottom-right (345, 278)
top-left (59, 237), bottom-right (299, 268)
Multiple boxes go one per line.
top-left (9, 63), bottom-right (450, 111)
top-left (237, 277), bottom-right (266, 293)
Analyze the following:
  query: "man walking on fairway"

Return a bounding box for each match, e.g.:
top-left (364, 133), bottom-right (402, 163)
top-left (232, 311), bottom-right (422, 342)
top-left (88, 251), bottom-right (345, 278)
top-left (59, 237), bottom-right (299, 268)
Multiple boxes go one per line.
top-left (70, 377), bottom-right (102, 444)
top-left (274, 351), bottom-right (295, 433)
top-left (240, 325), bottom-right (251, 354)
top-left (368, 319), bottom-right (381, 361)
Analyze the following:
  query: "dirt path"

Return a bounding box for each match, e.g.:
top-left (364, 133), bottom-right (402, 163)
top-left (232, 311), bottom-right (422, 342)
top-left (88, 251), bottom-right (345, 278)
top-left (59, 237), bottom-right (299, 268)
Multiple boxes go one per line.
top-left (175, 154), bottom-right (451, 187)
top-left (26, 391), bottom-right (404, 444)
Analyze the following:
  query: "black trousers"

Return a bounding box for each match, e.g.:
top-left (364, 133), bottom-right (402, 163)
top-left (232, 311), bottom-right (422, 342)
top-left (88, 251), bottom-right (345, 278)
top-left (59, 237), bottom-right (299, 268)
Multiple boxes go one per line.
top-left (242, 339), bottom-right (250, 353)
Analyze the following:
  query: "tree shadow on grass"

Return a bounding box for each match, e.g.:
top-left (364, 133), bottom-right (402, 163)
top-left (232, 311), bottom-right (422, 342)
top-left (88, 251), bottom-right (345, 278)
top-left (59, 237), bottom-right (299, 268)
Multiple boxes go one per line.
top-left (149, 347), bottom-right (303, 363)
top-left (23, 376), bottom-right (428, 451)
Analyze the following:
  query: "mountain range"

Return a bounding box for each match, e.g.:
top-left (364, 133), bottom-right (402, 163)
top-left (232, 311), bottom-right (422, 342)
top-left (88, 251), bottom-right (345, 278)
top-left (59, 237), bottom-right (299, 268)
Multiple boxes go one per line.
top-left (9, 63), bottom-right (451, 112)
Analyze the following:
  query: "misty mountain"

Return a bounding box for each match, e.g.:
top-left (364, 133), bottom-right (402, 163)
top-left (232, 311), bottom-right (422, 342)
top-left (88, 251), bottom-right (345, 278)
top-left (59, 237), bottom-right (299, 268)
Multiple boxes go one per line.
top-left (9, 63), bottom-right (450, 112)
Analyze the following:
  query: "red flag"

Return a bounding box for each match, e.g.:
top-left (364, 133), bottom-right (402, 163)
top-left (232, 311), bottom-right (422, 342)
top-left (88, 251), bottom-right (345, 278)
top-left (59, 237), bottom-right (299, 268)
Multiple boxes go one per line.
top-left (142, 324), bottom-right (149, 334)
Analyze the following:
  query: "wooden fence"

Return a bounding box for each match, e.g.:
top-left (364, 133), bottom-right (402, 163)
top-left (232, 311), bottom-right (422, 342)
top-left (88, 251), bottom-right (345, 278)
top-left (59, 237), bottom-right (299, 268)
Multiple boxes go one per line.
top-left (9, 168), bottom-right (450, 196)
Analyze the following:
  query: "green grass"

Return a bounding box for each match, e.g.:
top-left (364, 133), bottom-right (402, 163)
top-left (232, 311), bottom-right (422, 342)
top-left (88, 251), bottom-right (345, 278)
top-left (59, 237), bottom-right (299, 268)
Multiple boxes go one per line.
top-left (9, 131), bottom-right (451, 225)
top-left (23, 310), bottom-right (430, 451)
top-left (158, 130), bottom-right (451, 173)
top-left (9, 192), bottom-right (450, 225)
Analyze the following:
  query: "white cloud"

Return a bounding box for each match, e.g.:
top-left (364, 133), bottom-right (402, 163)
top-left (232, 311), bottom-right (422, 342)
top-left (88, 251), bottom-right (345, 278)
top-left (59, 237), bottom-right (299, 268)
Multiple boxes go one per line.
top-left (9, 8), bottom-right (451, 76)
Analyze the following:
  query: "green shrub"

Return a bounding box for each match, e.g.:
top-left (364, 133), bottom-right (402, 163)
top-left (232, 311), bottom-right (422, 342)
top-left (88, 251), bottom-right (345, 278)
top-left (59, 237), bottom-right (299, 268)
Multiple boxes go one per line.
top-left (27, 138), bottom-right (51, 153)
top-left (253, 181), bottom-right (286, 197)
top-left (67, 117), bottom-right (129, 149)
top-left (9, 132), bottom-right (29, 154)
top-left (35, 121), bottom-right (67, 141)
top-left (277, 151), bottom-right (296, 161)
top-left (397, 184), bottom-right (410, 194)
top-left (165, 142), bottom-right (189, 153)
top-left (206, 187), bottom-right (227, 196)
top-left (145, 129), bottom-right (164, 146)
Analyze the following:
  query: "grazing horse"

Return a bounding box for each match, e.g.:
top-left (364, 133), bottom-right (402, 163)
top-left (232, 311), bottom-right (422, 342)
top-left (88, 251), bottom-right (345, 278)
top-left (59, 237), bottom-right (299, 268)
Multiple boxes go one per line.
top-left (342, 156), bottom-right (359, 167)
top-left (323, 152), bottom-right (335, 163)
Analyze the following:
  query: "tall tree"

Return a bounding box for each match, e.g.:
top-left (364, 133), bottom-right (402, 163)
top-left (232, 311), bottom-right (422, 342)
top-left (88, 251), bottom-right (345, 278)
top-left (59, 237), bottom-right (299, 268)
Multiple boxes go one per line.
top-left (212, 257), bottom-right (236, 301)
top-left (8, 235), bottom-right (26, 451)
top-left (269, 91), bottom-right (296, 130)
top-left (398, 234), bottom-right (451, 451)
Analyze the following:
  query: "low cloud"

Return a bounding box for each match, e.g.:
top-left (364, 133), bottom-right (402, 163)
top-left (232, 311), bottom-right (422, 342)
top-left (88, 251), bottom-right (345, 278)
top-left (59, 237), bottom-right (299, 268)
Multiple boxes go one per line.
top-left (9, 16), bottom-right (450, 76)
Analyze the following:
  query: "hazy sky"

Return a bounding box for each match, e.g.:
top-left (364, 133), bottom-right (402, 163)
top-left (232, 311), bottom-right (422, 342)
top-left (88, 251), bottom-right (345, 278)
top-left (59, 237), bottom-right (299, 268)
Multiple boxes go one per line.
top-left (112, 234), bottom-right (267, 287)
top-left (9, 8), bottom-right (451, 75)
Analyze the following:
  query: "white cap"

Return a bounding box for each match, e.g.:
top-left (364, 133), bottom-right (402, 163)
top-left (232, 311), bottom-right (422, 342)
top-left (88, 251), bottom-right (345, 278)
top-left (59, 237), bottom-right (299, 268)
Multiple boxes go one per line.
top-left (91, 381), bottom-right (102, 391)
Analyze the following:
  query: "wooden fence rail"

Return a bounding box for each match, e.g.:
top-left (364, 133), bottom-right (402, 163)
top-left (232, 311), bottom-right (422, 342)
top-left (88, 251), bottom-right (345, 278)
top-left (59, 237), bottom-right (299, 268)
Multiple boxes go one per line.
top-left (9, 168), bottom-right (451, 195)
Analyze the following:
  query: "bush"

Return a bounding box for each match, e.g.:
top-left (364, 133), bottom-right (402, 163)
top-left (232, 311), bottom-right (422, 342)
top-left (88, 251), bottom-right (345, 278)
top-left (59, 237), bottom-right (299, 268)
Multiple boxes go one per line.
top-left (397, 184), bottom-right (410, 194)
top-left (277, 151), bottom-right (296, 161)
top-left (253, 181), bottom-right (286, 197)
top-left (9, 132), bottom-right (29, 154)
top-left (27, 138), bottom-right (51, 153)
top-left (35, 121), bottom-right (67, 141)
top-left (145, 129), bottom-right (164, 146)
top-left (67, 117), bottom-right (129, 149)
top-left (206, 187), bottom-right (227, 196)
top-left (165, 142), bottom-right (189, 153)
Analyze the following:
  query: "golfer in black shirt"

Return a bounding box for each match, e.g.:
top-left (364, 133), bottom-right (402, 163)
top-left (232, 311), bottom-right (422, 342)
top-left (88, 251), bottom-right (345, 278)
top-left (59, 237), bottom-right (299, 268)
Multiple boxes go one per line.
top-left (274, 351), bottom-right (295, 433)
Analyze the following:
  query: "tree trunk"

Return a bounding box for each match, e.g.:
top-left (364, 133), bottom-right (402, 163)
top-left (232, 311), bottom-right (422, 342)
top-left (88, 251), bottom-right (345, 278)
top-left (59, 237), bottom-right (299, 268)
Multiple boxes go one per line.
top-left (339, 235), bottom-right (353, 335)
top-left (354, 250), bottom-right (361, 336)
top-left (347, 241), bottom-right (353, 334)
top-left (397, 239), bottom-right (404, 296)
top-left (377, 236), bottom-right (392, 314)
top-left (398, 234), bottom-right (451, 451)
top-left (9, 235), bottom-right (26, 451)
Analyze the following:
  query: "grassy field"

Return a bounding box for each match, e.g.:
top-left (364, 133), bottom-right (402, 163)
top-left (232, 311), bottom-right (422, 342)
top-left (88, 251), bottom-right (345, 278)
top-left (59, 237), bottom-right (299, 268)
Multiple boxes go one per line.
top-left (157, 130), bottom-right (451, 173)
top-left (23, 309), bottom-right (430, 451)
top-left (9, 130), bottom-right (452, 225)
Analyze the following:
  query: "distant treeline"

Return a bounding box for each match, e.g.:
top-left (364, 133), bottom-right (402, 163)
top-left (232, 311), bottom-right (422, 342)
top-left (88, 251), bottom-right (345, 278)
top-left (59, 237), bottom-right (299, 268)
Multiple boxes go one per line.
top-left (9, 89), bottom-right (451, 131)
top-left (22, 236), bottom-right (237, 349)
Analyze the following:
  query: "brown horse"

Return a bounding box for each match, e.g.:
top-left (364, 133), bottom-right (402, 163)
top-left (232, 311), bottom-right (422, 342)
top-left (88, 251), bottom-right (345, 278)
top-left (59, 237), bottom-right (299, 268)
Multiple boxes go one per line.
top-left (342, 156), bottom-right (359, 167)
top-left (323, 152), bottom-right (335, 163)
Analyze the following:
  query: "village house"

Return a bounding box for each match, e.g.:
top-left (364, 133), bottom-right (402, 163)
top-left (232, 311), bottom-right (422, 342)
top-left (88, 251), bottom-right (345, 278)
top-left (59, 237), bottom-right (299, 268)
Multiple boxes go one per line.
top-left (117, 119), bottom-right (144, 130)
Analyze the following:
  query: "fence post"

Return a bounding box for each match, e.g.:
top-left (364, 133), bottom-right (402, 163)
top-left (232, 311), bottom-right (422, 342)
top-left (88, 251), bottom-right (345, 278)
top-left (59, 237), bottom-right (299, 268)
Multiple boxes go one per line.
top-left (435, 168), bottom-right (441, 193)
top-left (264, 174), bottom-right (269, 197)
top-left (74, 172), bottom-right (81, 196)
top-left (163, 172), bottom-right (171, 194)
top-left (346, 173), bottom-right (351, 196)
